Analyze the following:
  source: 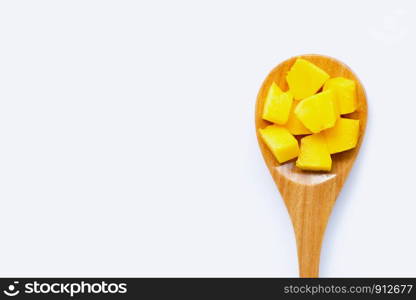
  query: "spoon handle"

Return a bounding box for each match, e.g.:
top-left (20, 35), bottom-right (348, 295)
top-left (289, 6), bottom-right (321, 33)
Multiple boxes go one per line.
top-left (279, 179), bottom-right (338, 277)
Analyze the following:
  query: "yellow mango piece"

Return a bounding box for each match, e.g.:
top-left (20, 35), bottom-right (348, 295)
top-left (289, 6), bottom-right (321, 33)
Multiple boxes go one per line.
top-left (296, 133), bottom-right (332, 171)
top-left (286, 58), bottom-right (330, 100)
top-left (323, 77), bottom-right (357, 114)
top-left (259, 125), bottom-right (299, 163)
top-left (285, 100), bottom-right (312, 135)
top-left (294, 90), bottom-right (338, 133)
top-left (324, 118), bottom-right (360, 154)
top-left (264, 82), bottom-right (283, 103)
top-left (262, 89), bottom-right (293, 125)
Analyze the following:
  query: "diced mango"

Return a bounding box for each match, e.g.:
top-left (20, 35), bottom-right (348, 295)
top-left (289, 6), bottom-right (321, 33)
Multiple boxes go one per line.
top-left (323, 77), bottom-right (357, 114)
top-left (324, 118), bottom-right (360, 154)
top-left (294, 90), bottom-right (338, 133)
top-left (262, 88), bottom-right (293, 124)
top-left (265, 82), bottom-right (283, 99)
top-left (296, 133), bottom-right (332, 171)
top-left (259, 125), bottom-right (299, 163)
top-left (285, 100), bottom-right (312, 135)
top-left (286, 58), bottom-right (330, 100)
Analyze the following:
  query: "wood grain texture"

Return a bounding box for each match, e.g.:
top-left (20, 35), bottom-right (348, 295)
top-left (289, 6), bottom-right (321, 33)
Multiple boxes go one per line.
top-left (255, 54), bottom-right (367, 278)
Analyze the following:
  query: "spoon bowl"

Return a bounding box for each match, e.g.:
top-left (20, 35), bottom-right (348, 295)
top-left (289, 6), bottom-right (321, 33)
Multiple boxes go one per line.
top-left (255, 54), bottom-right (367, 277)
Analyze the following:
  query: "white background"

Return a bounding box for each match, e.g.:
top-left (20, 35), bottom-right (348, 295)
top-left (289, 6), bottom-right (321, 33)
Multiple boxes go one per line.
top-left (0, 0), bottom-right (415, 277)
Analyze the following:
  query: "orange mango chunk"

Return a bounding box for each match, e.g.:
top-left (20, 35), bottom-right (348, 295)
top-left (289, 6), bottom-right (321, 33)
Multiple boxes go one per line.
top-left (296, 133), bottom-right (332, 171)
top-left (286, 58), bottom-right (330, 100)
top-left (262, 86), bottom-right (293, 125)
top-left (324, 118), bottom-right (360, 154)
top-left (259, 125), bottom-right (299, 163)
top-left (285, 100), bottom-right (312, 135)
top-left (294, 90), bottom-right (338, 133)
top-left (323, 77), bottom-right (357, 114)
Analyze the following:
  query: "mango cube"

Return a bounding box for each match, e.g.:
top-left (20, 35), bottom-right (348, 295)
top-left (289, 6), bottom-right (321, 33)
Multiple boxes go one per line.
top-left (265, 82), bottom-right (282, 98)
top-left (259, 125), bottom-right (299, 163)
top-left (285, 100), bottom-right (312, 135)
top-left (262, 87), bottom-right (293, 124)
top-left (323, 77), bottom-right (357, 114)
top-left (296, 133), bottom-right (332, 171)
top-left (294, 90), bottom-right (338, 133)
top-left (286, 58), bottom-right (330, 100)
top-left (324, 118), bottom-right (360, 154)
top-left (262, 82), bottom-right (282, 122)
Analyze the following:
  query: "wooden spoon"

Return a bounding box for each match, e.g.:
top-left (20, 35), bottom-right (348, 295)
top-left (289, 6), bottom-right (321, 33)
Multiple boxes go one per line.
top-left (255, 54), bottom-right (367, 278)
